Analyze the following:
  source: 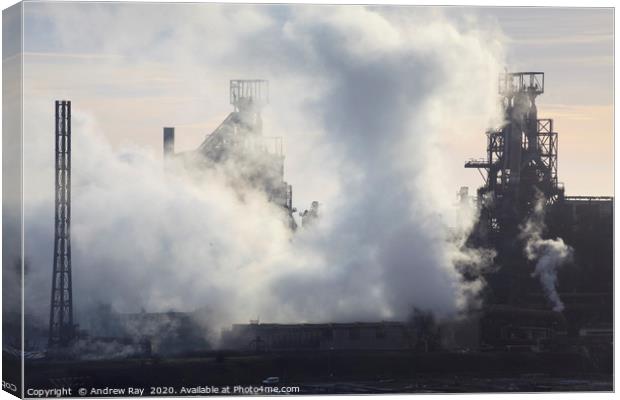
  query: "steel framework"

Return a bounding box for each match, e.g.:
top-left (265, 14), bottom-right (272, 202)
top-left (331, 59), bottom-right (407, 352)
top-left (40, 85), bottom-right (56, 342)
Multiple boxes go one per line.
top-left (536, 119), bottom-right (558, 188)
top-left (230, 79), bottom-right (269, 110)
top-left (49, 100), bottom-right (75, 347)
top-left (465, 72), bottom-right (563, 237)
top-left (186, 80), bottom-right (295, 229)
top-left (498, 71), bottom-right (544, 97)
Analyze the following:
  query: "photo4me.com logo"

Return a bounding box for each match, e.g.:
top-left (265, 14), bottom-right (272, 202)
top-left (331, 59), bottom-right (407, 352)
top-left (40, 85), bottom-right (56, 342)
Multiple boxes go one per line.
top-left (2, 380), bottom-right (18, 392)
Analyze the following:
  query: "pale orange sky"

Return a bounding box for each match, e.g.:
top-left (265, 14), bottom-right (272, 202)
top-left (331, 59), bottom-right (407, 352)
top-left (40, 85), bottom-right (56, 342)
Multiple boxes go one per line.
top-left (18, 4), bottom-right (614, 200)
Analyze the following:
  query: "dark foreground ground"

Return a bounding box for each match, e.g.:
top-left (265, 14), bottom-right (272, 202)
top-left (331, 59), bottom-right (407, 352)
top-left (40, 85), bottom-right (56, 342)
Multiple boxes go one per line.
top-left (21, 350), bottom-right (613, 396)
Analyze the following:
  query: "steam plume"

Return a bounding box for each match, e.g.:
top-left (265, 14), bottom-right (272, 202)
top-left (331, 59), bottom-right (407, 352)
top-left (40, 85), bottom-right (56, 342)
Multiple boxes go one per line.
top-left (20, 5), bottom-right (505, 340)
top-left (520, 193), bottom-right (573, 312)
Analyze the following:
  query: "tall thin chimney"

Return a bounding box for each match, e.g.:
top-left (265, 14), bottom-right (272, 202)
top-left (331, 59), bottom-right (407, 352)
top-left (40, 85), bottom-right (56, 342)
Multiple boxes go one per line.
top-left (163, 127), bottom-right (175, 158)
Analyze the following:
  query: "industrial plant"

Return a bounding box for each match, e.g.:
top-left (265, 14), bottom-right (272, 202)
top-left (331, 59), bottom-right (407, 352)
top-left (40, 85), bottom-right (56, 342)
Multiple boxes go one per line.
top-left (163, 80), bottom-right (298, 229)
top-left (463, 72), bottom-right (612, 351)
top-left (11, 74), bottom-right (614, 393)
top-left (0, 2), bottom-right (613, 397)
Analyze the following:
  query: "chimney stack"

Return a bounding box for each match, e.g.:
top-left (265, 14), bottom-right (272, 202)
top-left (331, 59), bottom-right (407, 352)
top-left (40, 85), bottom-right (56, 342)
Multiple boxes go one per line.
top-left (163, 127), bottom-right (175, 158)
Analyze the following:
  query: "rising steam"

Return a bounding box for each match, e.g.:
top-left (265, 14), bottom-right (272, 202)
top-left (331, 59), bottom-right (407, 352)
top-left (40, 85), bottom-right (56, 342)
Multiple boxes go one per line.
top-left (21, 5), bottom-right (505, 341)
top-left (520, 193), bottom-right (574, 312)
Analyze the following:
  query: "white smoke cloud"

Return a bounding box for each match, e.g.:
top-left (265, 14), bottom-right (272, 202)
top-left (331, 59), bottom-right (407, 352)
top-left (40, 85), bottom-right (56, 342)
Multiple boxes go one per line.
top-left (520, 193), bottom-right (574, 312)
top-left (21, 4), bottom-right (505, 340)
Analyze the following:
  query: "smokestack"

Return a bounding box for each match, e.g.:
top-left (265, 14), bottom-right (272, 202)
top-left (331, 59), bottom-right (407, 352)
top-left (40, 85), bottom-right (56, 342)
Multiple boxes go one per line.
top-left (163, 127), bottom-right (175, 158)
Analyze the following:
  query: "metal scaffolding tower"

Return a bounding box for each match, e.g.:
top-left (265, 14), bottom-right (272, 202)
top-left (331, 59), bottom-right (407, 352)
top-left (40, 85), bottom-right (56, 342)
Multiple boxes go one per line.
top-left (49, 100), bottom-right (75, 347)
top-left (163, 80), bottom-right (296, 229)
top-left (465, 72), bottom-right (563, 238)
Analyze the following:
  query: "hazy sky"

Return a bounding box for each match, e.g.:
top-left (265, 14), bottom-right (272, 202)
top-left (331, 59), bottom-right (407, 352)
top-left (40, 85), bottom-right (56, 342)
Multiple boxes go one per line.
top-left (461, 7), bottom-right (613, 196)
top-left (18, 4), bottom-right (614, 202)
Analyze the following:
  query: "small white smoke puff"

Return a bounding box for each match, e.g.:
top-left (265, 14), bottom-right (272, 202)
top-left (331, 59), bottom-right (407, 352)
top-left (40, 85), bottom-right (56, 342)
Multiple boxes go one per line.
top-left (521, 195), bottom-right (573, 312)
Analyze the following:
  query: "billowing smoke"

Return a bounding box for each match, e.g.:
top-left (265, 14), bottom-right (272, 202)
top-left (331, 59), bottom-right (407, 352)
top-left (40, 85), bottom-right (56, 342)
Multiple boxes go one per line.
top-left (520, 193), bottom-right (574, 312)
top-left (21, 5), bottom-right (505, 344)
